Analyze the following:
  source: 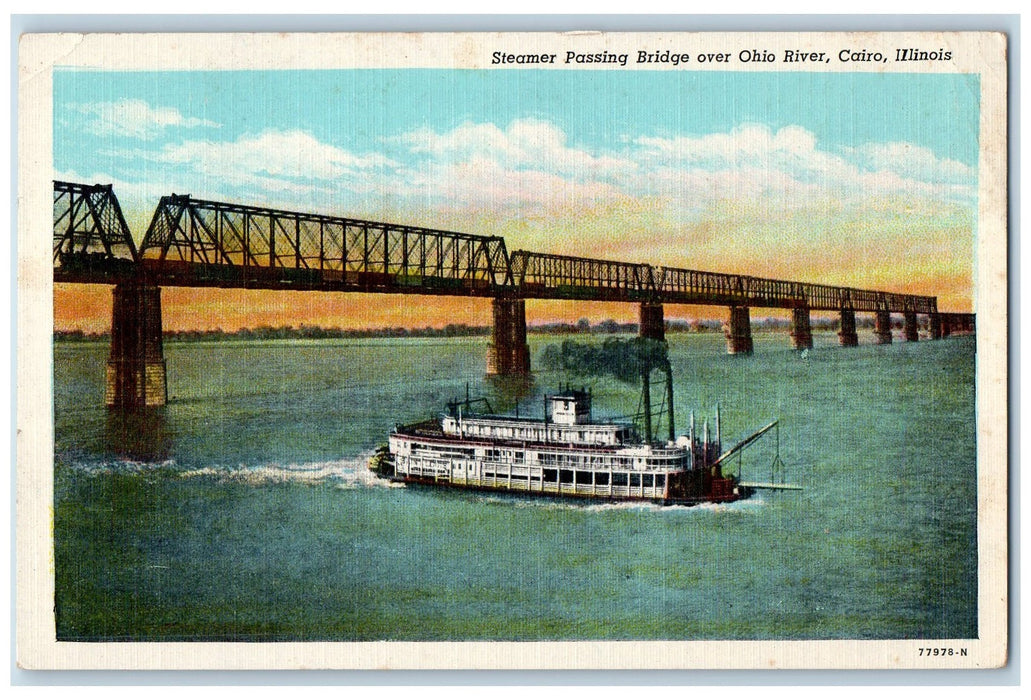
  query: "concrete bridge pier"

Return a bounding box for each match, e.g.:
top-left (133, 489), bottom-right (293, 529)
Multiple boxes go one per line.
top-left (929, 312), bottom-right (943, 340)
top-left (106, 282), bottom-right (167, 409)
top-left (903, 311), bottom-right (919, 342)
top-left (486, 297), bottom-right (531, 376)
top-left (790, 307), bottom-right (813, 350)
top-left (939, 313), bottom-right (975, 336)
top-left (639, 302), bottom-right (665, 341)
top-left (725, 306), bottom-right (753, 355)
top-left (838, 308), bottom-right (859, 347)
top-left (874, 310), bottom-right (893, 345)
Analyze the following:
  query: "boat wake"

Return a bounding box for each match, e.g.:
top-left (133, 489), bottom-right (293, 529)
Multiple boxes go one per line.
top-left (63, 451), bottom-right (400, 490)
top-left (664, 495), bottom-right (767, 515)
top-left (61, 457), bottom-right (177, 476)
top-left (181, 453), bottom-right (400, 489)
top-left (475, 492), bottom-right (766, 514)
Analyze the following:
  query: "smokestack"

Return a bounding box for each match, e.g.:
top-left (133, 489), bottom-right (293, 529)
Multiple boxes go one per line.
top-left (642, 369), bottom-right (652, 444)
top-left (665, 360), bottom-right (675, 442)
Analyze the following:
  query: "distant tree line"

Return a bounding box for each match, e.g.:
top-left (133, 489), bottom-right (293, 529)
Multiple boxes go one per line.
top-left (53, 323), bottom-right (490, 343)
top-left (53, 315), bottom-right (872, 343)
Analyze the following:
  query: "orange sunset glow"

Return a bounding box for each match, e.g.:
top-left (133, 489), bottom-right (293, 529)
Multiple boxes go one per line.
top-left (55, 268), bottom-right (971, 335)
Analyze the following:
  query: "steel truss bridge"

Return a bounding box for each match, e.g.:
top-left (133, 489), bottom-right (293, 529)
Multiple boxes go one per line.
top-left (55, 180), bottom-right (944, 315)
top-left (53, 180), bottom-right (974, 408)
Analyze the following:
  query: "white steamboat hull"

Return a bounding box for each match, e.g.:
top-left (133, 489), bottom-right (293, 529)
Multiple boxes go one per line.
top-left (388, 432), bottom-right (745, 505)
top-left (394, 452), bottom-right (671, 502)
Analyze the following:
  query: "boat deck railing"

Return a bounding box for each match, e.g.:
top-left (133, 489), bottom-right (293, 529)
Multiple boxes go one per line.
top-left (398, 454), bottom-right (669, 500)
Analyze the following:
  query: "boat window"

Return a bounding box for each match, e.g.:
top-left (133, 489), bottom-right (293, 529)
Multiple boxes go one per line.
top-left (559, 469), bottom-right (574, 484)
top-left (612, 473), bottom-right (628, 486)
top-left (642, 474), bottom-right (654, 488)
top-left (655, 474), bottom-right (665, 488)
top-left (575, 471), bottom-right (592, 484)
top-left (630, 473), bottom-right (641, 487)
top-left (595, 472), bottom-right (610, 486)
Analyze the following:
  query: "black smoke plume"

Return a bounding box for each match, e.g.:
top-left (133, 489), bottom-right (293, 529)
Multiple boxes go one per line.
top-left (539, 337), bottom-right (669, 382)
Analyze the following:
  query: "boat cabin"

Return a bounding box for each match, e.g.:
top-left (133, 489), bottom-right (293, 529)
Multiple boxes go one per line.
top-left (438, 387), bottom-right (636, 446)
top-left (548, 388), bottom-right (591, 425)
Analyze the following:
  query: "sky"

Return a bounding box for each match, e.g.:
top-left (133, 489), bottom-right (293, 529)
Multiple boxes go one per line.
top-left (53, 68), bottom-right (979, 332)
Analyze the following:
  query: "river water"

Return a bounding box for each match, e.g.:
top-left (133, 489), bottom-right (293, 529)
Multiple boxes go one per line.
top-left (53, 331), bottom-right (977, 641)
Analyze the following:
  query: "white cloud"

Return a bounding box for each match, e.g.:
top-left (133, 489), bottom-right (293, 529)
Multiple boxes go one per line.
top-left (70, 99), bottom-right (220, 139)
top-left (634, 124), bottom-right (827, 169)
top-left (396, 118), bottom-right (635, 180)
top-left (631, 123), bottom-right (975, 209)
top-left (67, 117), bottom-right (977, 241)
top-left (387, 119), bottom-right (976, 219)
top-left (634, 124), bottom-right (855, 192)
top-left (57, 129), bottom-right (401, 226)
top-left (396, 157), bottom-right (626, 214)
top-left (849, 141), bottom-right (976, 185)
top-left (149, 129), bottom-right (397, 191)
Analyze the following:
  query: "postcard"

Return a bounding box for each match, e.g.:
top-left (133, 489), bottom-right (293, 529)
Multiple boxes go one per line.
top-left (17, 30), bottom-right (1007, 670)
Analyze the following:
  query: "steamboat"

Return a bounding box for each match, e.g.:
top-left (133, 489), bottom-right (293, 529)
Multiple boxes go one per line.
top-left (372, 369), bottom-right (781, 505)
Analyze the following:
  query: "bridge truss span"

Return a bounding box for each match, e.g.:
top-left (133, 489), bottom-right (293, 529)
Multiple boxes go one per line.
top-left (53, 181), bottom-right (138, 281)
top-left (51, 181), bottom-right (945, 316)
top-left (49, 181), bottom-right (974, 405)
top-left (138, 194), bottom-right (513, 294)
top-left (657, 266), bottom-right (937, 314)
top-left (510, 250), bottom-right (657, 301)
top-left (502, 249), bottom-right (937, 314)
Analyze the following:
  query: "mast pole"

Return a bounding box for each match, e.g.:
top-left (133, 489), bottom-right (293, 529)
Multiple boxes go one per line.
top-left (716, 403), bottom-right (721, 451)
top-left (543, 394), bottom-right (549, 443)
